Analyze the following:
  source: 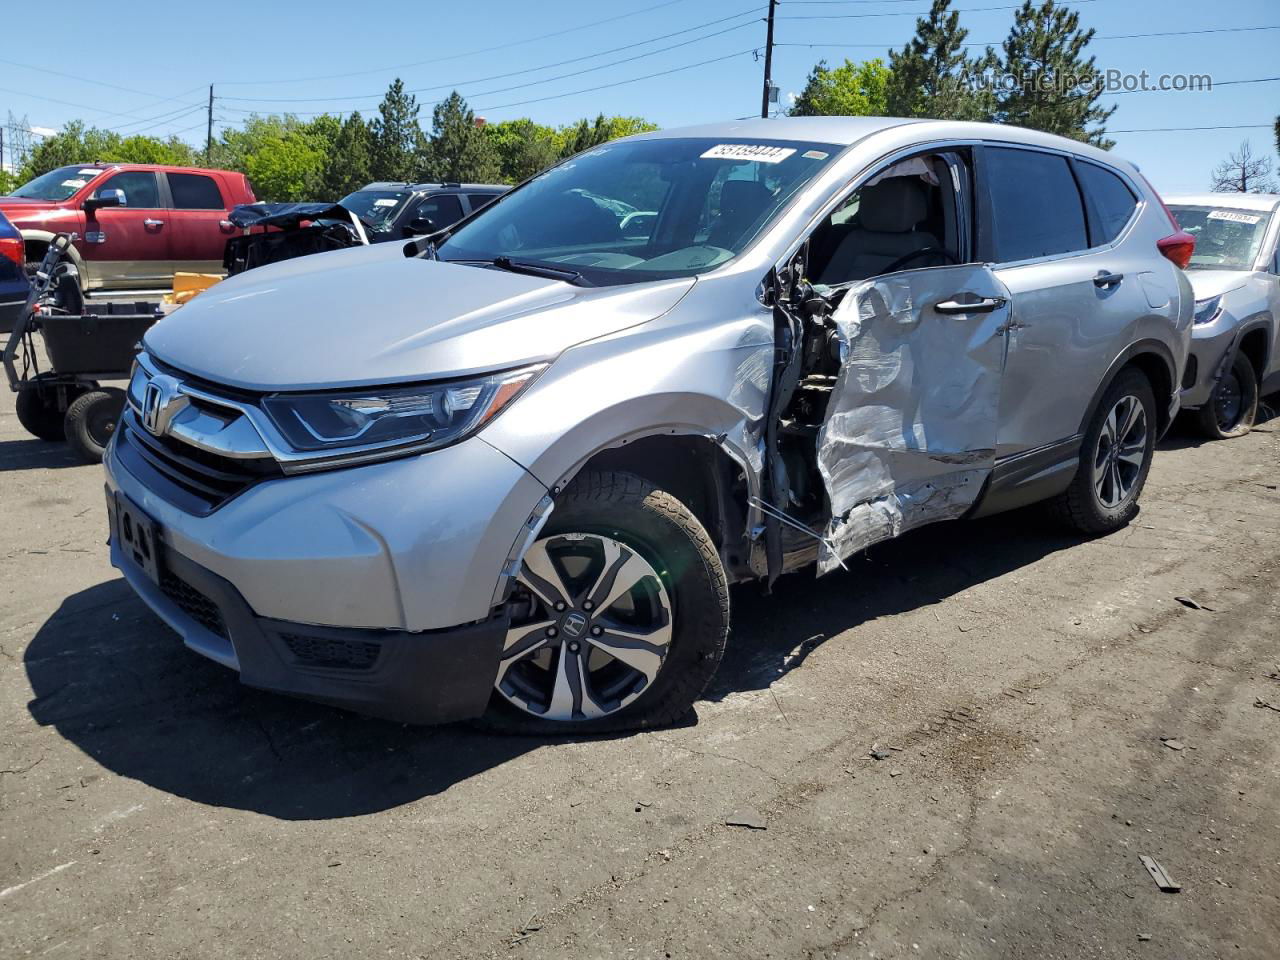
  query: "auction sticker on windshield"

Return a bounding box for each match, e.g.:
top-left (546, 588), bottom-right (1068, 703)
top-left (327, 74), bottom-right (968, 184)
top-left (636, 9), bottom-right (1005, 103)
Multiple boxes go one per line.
top-left (701, 144), bottom-right (797, 164)
top-left (1208, 210), bottom-right (1262, 224)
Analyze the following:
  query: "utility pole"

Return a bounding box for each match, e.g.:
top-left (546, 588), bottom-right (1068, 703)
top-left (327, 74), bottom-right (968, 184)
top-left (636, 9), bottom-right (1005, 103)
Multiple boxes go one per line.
top-left (206, 85), bottom-right (214, 164)
top-left (760, 0), bottom-right (777, 119)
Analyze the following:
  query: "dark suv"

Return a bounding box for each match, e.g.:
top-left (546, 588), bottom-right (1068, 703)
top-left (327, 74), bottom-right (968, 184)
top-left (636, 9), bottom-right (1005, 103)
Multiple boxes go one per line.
top-left (338, 182), bottom-right (508, 240)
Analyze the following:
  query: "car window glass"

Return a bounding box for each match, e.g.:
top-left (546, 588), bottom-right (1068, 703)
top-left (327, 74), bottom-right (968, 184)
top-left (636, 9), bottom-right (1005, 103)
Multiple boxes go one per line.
top-left (986, 147), bottom-right (1087, 262)
top-left (1076, 163), bottom-right (1137, 245)
top-left (94, 172), bottom-right (161, 209)
top-left (10, 165), bottom-right (104, 201)
top-left (1169, 204), bottom-right (1272, 271)
top-left (168, 172), bottom-right (224, 210)
top-left (414, 194), bottom-right (464, 229)
top-left (467, 194), bottom-right (499, 211)
top-left (810, 154), bottom-right (966, 286)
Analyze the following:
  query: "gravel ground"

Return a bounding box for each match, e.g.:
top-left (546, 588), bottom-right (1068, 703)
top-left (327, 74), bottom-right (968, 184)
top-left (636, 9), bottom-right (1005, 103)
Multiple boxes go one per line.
top-left (2, 391), bottom-right (1278, 960)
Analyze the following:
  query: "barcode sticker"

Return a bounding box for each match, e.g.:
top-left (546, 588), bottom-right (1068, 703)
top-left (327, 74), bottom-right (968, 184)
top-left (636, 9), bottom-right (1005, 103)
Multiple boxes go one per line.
top-left (1207, 209), bottom-right (1262, 224)
top-left (373, 198), bottom-right (398, 207)
top-left (701, 144), bottom-right (797, 164)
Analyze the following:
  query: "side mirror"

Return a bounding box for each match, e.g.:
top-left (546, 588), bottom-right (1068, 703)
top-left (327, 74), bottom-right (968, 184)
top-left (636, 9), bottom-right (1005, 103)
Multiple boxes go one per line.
top-left (85, 189), bottom-right (124, 216)
top-left (406, 216), bottom-right (437, 236)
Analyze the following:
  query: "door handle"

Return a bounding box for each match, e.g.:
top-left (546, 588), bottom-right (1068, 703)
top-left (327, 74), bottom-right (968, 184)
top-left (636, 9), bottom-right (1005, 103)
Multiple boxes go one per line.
top-left (143, 218), bottom-right (165, 228)
top-left (219, 219), bottom-right (235, 231)
top-left (1093, 271), bottom-right (1124, 288)
top-left (934, 296), bottom-right (1006, 315)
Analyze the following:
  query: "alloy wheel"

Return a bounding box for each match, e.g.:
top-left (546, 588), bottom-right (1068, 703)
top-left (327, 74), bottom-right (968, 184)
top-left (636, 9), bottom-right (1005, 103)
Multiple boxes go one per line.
top-left (496, 533), bottom-right (673, 722)
top-left (1092, 394), bottom-right (1148, 509)
top-left (1212, 370), bottom-right (1244, 431)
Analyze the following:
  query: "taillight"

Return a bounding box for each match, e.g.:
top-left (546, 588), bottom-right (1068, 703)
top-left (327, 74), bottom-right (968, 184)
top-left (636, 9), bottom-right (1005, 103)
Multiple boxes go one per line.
top-left (1157, 231), bottom-right (1196, 269)
top-left (1135, 172), bottom-right (1196, 269)
top-left (0, 236), bottom-right (22, 268)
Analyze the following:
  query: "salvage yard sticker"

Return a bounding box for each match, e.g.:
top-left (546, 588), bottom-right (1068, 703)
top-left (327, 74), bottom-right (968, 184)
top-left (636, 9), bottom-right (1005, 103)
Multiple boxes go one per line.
top-left (1208, 210), bottom-right (1262, 224)
top-left (701, 144), bottom-right (796, 164)
top-left (373, 199), bottom-right (398, 207)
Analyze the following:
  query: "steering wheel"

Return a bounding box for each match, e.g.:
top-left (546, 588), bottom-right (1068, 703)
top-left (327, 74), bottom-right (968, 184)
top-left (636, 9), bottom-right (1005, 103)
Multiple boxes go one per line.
top-left (878, 247), bottom-right (960, 275)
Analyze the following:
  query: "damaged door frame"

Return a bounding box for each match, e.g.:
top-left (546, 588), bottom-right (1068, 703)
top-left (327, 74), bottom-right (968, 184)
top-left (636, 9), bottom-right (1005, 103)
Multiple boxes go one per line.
top-left (757, 138), bottom-right (997, 587)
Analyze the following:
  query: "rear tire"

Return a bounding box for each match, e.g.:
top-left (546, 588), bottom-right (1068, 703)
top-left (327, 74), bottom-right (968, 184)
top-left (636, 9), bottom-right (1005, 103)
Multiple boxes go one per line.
top-left (482, 470), bottom-right (729, 735)
top-left (15, 375), bottom-right (85, 441)
top-left (64, 388), bottom-right (125, 463)
top-left (1047, 367), bottom-right (1156, 534)
top-left (1195, 351), bottom-right (1257, 440)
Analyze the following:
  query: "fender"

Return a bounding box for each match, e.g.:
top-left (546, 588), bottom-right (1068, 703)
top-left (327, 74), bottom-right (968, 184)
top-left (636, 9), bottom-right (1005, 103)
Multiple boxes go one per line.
top-left (20, 229), bottom-right (88, 278)
top-left (1078, 338), bottom-right (1179, 440)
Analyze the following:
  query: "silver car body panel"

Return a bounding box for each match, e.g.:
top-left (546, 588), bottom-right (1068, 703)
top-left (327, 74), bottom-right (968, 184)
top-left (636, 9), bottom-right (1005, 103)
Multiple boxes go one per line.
top-left (108, 116), bottom-right (1193, 658)
top-left (1165, 194), bottom-right (1280, 407)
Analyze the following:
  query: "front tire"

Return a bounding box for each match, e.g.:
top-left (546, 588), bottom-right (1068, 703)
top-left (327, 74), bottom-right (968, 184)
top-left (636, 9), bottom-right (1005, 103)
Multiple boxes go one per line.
top-left (1048, 368), bottom-right (1156, 534)
top-left (484, 470), bottom-right (729, 735)
top-left (1195, 351), bottom-right (1257, 440)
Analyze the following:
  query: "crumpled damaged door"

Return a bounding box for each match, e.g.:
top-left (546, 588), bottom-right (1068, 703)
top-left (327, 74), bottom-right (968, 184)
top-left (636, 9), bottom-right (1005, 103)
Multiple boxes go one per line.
top-left (816, 264), bottom-right (1012, 573)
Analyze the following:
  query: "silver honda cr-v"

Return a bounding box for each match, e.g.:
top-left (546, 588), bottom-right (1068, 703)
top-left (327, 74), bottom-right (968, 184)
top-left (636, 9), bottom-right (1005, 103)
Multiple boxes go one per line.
top-left (105, 117), bottom-right (1194, 732)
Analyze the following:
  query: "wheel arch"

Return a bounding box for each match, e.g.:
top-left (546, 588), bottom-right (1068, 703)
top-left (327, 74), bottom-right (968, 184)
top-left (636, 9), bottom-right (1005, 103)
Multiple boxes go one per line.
top-left (20, 229), bottom-right (86, 275)
top-left (1080, 340), bottom-right (1178, 440)
top-left (1234, 315), bottom-right (1272, 383)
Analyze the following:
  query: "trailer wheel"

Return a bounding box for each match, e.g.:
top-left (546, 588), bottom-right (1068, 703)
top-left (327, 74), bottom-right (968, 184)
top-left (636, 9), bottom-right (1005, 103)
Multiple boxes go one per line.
top-left (15, 375), bottom-right (85, 441)
top-left (65, 388), bottom-right (126, 463)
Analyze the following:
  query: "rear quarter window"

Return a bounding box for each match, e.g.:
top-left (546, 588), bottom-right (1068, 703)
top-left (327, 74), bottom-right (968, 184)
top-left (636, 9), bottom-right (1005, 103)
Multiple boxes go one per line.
top-left (1075, 162), bottom-right (1138, 245)
top-left (985, 147), bottom-right (1089, 262)
top-left (168, 172), bottom-right (225, 210)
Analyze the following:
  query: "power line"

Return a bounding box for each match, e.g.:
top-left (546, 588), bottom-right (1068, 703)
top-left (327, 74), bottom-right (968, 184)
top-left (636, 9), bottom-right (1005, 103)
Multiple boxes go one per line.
top-left (217, 0), bottom-right (692, 86)
top-left (775, 23), bottom-right (1280, 48)
top-left (1112, 123), bottom-right (1274, 133)
top-left (475, 48), bottom-right (759, 113)
top-left (1109, 75), bottom-right (1280, 96)
top-left (218, 10), bottom-right (765, 106)
top-left (779, 0), bottom-right (1101, 19)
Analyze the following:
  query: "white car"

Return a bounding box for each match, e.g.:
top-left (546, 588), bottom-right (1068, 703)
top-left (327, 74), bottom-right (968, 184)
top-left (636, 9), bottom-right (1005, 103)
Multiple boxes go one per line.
top-left (1166, 194), bottom-right (1280, 438)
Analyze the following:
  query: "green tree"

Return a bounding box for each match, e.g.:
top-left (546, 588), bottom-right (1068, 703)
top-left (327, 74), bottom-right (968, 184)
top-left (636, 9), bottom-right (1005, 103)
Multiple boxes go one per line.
top-left (557, 114), bottom-right (658, 159)
top-left (17, 121), bottom-right (197, 180)
top-left (369, 79), bottom-right (421, 182)
top-left (243, 131), bottom-right (325, 201)
top-left (321, 111), bottom-right (374, 196)
top-left (420, 91), bottom-right (501, 183)
top-left (486, 118), bottom-right (560, 183)
top-left (885, 0), bottom-right (995, 121)
top-left (789, 58), bottom-right (891, 116)
top-left (997, 0), bottom-right (1114, 147)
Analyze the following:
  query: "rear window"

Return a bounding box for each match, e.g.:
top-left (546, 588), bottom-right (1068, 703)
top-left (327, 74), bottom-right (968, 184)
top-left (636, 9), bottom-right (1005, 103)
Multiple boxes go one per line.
top-left (986, 147), bottom-right (1088, 262)
top-left (467, 193), bottom-right (499, 212)
top-left (412, 194), bottom-right (464, 230)
top-left (168, 172), bottom-right (224, 210)
top-left (1076, 162), bottom-right (1137, 245)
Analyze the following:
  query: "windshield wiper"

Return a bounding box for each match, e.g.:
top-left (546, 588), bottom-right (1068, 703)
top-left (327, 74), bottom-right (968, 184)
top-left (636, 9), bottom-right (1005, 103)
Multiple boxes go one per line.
top-left (489, 256), bottom-right (593, 287)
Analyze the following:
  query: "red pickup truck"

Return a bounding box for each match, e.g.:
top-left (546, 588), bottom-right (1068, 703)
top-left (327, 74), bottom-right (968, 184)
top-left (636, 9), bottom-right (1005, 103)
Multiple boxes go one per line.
top-left (0, 163), bottom-right (256, 293)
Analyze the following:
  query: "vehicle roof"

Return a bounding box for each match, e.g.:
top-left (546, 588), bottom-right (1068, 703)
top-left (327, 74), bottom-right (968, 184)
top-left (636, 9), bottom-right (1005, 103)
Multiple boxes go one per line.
top-left (359, 182), bottom-right (509, 192)
top-left (58, 162), bottom-right (242, 176)
top-left (627, 116), bottom-right (1132, 168)
top-left (1165, 193), bottom-right (1280, 212)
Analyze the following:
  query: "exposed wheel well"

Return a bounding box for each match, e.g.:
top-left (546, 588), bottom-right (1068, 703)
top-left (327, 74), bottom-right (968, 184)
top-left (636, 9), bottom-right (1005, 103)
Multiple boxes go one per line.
top-left (1123, 351), bottom-right (1174, 435)
top-left (22, 237), bottom-right (48, 264)
top-left (572, 435), bottom-right (752, 578)
top-left (1238, 326), bottom-right (1270, 382)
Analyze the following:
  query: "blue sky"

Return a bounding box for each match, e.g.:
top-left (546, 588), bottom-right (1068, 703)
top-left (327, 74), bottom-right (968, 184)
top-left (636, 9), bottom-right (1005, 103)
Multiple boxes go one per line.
top-left (1, 0), bottom-right (1276, 195)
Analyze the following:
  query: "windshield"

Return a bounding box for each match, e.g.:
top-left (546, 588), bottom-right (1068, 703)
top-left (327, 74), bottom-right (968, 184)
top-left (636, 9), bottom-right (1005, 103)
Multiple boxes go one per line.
top-left (1171, 204), bottom-right (1274, 271)
top-left (435, 137), bottom-right (841, 285)
top-left (8, 165), bottom-right (104, 201)
top-left (338, 189), bottom-right (412, 234)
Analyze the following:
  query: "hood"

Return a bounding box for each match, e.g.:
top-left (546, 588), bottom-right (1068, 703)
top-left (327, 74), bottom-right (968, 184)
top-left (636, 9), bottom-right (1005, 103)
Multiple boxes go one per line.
top-left (227, 201), bottom-right (356, 231)
top-left (144, 242), bottom-right (695, 391)
top-left (0, 197), bottom-right (59, 209)
top-left (1184, 269), bottom-right (1250, 301)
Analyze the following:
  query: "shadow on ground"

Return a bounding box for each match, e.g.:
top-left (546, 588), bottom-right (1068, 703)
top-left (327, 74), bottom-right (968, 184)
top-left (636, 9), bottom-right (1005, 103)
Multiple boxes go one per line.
top-left (25, 505), bottom-right (1090, 820)
top-left (0, 437), bottom-right (82, 472)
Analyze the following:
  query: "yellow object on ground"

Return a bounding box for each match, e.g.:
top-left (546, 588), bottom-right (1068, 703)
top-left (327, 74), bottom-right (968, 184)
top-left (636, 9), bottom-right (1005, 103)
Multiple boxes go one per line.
top-left (164, 272), bottom-right (223, 306)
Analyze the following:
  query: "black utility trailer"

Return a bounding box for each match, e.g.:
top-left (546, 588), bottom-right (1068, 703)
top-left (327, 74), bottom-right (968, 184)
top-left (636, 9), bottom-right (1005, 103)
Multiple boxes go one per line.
top-left (3, 234), bottom-right (162, 463)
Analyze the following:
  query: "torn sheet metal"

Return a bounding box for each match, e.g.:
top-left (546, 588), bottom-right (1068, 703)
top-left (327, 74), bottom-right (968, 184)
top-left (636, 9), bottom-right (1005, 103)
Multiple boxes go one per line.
top-left (815, 265), bottom-right (1011, 574)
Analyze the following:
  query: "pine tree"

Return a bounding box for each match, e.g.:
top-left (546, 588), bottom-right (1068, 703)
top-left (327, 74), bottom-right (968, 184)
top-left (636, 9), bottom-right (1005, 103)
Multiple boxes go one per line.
top-left (997, 0), bottom-right (1114, 147)
top-left (369, 79), bottom-right (421, 182)
top-left (421, 92), bottom-right (501, 184)
top-left (885, 0), bottom-right (994, 121)
top-left (323, 112), bottom-right (373, 196)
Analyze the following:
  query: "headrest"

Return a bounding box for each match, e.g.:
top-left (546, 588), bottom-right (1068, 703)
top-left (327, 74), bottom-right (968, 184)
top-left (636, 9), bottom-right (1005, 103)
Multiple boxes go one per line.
top-left (858, 178), bottom-right (929, 233)
top-left (719, 179), bottom-right (773, 216)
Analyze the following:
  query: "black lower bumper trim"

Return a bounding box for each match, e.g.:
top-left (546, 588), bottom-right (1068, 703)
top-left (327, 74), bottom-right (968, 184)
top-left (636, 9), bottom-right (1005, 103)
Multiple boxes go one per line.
top-left (161, 549), bottom-right (506, 725)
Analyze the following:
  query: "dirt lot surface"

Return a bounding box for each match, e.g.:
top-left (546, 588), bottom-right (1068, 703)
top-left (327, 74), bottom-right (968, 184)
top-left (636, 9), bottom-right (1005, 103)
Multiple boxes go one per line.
top-left (2, 391), bottom-right (1278, 960)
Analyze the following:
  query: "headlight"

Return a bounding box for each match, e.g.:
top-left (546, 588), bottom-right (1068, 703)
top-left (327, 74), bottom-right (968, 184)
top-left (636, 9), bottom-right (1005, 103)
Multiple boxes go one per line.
top-left (261, 365), bottom-right (542, 454)
top-left (1193, 295), bottom-right (1222, 325)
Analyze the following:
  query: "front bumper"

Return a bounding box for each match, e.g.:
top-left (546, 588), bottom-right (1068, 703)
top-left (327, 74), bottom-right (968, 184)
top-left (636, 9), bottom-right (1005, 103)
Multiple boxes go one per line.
top-left (109, 534), bottom-right (506, 723)
top-left (104, 426), bottom-right (549, 723)
top-left (1180, 310), bottom-right (1240, 408)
